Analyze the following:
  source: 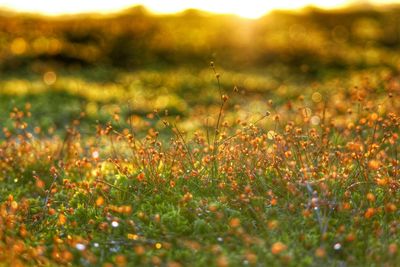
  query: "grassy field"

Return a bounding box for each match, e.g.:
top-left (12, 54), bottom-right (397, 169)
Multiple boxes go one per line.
top-left (0, 6), bottom-right (399, 267)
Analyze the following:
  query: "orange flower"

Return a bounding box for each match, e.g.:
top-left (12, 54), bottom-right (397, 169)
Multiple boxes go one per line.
top-left (134, 245), bottom-right (145, 255)
top-left (58, 214), bottom-right (67, 225)
top-left (271, 242), bottom-right (287, 255)
top-left (368, 160), bottom-right (380, 170)
top-left (366, 193), bottom-right (375, 202)
top-left (115, 254), bottom-right (127, 267)
top-left (122, 205), bottom-right (132, 214)
top-left (385, 203), bottom-right (397, 213)
top-left (95, 196), bottom-right (104, 206)
top-left (137, 172), bottom-right (145, 181)
top-left (388, 243), bottom-right (397, 255)
top-left (229, 218), bottom-right (241, 228)
top-left (376, 177), bottom-right (388, 186)
top-left (370, 113), bottom-right (378, 121)
top-left (341, 202), bottom-right (351, 210)
top-left (315, 247), bottom-right (326, 258)
top-left (216, 255), bottom-right (229, 267)
top-left (181, 192), bottom-right (193, 202)
top-left (208, 204), bottom-right (218, 212)
top-left (345, 232), bottom-right (356, 242)
top-left (364, 208), bottom-right (375, 219)
top-left (267, 220), bottom-right (279, 230)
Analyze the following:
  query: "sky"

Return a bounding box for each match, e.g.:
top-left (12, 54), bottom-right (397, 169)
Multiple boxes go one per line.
top-left (0, 0), bottom-right (399, 19)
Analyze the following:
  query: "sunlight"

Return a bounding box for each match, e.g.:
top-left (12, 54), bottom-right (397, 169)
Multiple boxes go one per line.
top-left (0, 0), bottom-right (398, 18)
top-left (144, 0), bottom-right (350, 18)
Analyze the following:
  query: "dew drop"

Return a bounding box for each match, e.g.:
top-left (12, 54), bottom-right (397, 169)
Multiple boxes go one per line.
top-left (76, 243), bottom-right (86, 251)
top-left (334, 243), bottom-right (342, 250)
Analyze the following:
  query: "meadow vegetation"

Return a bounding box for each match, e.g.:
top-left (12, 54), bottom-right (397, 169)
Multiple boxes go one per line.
top-left (0, 6), bottom-right (399, 266)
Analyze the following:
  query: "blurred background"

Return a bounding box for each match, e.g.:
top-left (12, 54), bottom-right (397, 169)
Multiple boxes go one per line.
top-left (0, 0), bottom-right (399, 134)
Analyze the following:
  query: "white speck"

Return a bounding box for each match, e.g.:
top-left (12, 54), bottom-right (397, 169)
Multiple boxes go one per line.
top-left (217, 237), bottom-right (223, 242)
top-left (334, 243), bottom-right (342, 250)
top-left (110, 245), bottom-right (121, 252)
top-left (92, 151), bottom-right (99, 159)
top-left (111, 221), bottom-right (119, 228)
top-left (93, 242), bottom-right (99, 248)
top-left (314, 207), bottom-right (319, 210)
top-left (243, 260), bottom-right (249, 265)
top-left (76, 243), bottom-right (86, 251)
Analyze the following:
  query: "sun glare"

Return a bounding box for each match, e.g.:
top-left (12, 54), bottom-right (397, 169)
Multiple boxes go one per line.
top-left (0, 0), bottom-right (397, 18)
top-left (144, 0), bottom-right (350, 18)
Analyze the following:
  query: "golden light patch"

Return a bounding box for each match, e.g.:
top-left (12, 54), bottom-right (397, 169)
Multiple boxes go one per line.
top-left (10, 38), bottom-right (27, 55)
top-left (43, 71), bottom-right (57, 86)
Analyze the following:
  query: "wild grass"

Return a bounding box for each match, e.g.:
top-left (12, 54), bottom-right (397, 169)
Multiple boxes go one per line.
top-left (0, 62), bottom-right (398, 267)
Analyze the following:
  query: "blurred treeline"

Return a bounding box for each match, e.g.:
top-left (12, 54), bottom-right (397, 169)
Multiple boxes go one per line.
top-left (1, 5), bottom-right (400, 74)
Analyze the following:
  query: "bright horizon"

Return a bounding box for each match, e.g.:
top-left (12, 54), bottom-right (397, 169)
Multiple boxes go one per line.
top-left (0, 0), bottom-right (399, 19)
